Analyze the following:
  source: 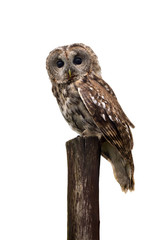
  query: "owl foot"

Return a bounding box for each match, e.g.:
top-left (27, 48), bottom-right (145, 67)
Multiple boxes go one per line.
top-left (81, 129), bottom-right (102, 139)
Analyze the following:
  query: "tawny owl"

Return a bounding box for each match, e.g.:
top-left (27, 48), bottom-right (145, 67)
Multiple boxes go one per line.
top-left (46, 43), bottom-right (135, 192)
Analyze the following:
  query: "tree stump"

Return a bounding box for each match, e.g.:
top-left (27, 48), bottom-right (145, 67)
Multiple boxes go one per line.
top-left (66, 136), bottom-right (100, 240)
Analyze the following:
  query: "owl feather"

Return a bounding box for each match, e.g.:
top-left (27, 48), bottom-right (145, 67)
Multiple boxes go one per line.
top-left (76, 74), bottom-right (134, 191)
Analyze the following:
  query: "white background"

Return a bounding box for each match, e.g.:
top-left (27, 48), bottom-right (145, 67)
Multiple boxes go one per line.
top-left (0, 0), bottom-right (160, 239)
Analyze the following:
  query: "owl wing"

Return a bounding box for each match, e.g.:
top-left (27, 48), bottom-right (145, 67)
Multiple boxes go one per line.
top-left (77, 75), bottom-right (134, 157)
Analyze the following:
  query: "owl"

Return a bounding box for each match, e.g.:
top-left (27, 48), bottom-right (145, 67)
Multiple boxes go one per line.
top-left (46, 43), bottom-right (135, 192)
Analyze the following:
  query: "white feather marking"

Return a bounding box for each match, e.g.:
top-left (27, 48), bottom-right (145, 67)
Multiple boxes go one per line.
top-left (101, 113), bottom-right (106, 121)
top-left (109, 114), bottom-right (114, 121)
top-left (115, 116), bottom-right (120, 122)
top-left (91, 95), bottom-right (97, 104)
top-left (102, 102), bottom-right (105, 108)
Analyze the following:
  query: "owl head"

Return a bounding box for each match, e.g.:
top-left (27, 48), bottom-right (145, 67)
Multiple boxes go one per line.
top-left (46, 43), bottom-right (101, 84)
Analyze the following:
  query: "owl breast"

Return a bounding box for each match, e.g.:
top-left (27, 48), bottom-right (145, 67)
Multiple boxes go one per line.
top-left (54, 81), bottom-right (100, 135)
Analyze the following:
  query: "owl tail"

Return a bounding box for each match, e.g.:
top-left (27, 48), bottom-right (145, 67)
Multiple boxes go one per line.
top-left (101, 140), bottom-right (135, 192)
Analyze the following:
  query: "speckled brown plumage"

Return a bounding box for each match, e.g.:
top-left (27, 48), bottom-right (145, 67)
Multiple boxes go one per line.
top-left (46, 43), bottom-right (135, 192)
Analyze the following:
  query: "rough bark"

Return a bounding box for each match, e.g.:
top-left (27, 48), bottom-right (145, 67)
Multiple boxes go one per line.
top-left (66, 136), bottom-right (100, 240)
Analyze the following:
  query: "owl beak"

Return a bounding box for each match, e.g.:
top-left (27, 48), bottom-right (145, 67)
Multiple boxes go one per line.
top-left (68, 69), bottom-right (72, 78)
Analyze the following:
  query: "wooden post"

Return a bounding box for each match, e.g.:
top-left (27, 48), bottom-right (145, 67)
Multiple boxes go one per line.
top-left (66, 136), bottom-right (100, 240)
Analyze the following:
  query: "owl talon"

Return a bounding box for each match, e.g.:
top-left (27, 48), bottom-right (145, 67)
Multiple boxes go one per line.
top-left (81, 129), bottom-right (102, 139)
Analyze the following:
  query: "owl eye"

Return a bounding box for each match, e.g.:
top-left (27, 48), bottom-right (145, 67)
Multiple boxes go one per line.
top-left (73, 56), bottom-right (82, 65)
top-left (56, 59), bottom-right (64, 68)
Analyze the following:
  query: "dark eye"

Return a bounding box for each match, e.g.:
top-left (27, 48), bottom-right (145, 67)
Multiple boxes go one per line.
top-left (73, 56), bottom-right (82, 65)
top-left (56, 59), bottom-right (64, 68)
